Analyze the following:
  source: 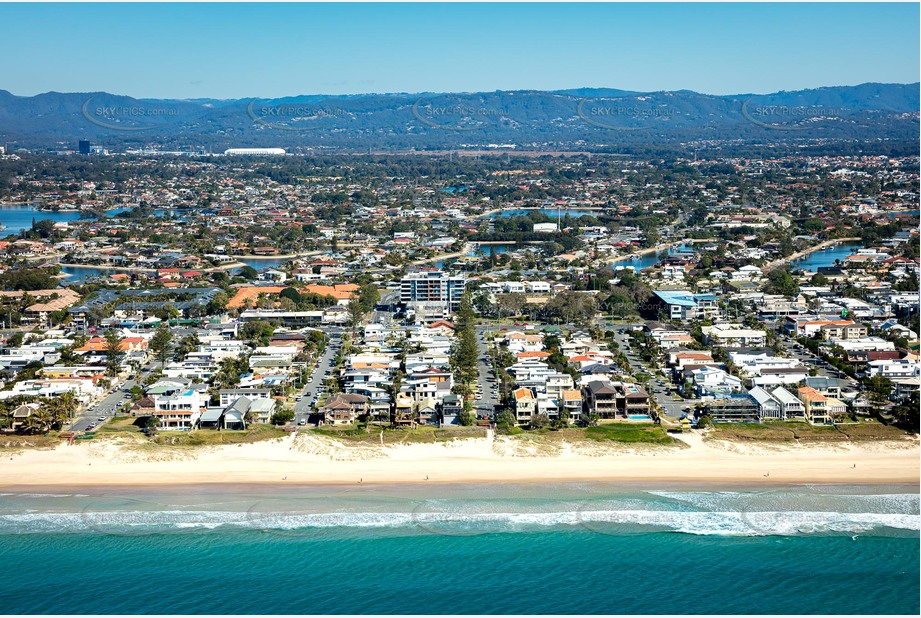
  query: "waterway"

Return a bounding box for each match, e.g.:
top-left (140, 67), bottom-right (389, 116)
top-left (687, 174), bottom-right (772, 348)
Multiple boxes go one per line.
top-left (610, 244), bottom-right (694, 271)
top-left (231, 256), bottom-right (294, 272)
top-left (59, 265), bottom-right (118, 284)
top-left (486, 208), bottom-right (601, 220)
top-left (0, 205), bottom-right (176, 236)
top-left (792, 241), bottom-right (864, 272)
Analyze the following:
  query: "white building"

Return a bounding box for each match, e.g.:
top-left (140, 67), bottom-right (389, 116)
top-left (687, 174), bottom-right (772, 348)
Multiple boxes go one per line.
top-left (224, 148), bottom-right (286, 155)
top-left (701, 324), bottom-right (767, 348)
top-left (867, 359), bottom-right (920, 380)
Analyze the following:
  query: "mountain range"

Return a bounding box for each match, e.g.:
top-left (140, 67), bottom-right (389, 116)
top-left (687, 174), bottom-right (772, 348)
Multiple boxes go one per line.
top-left (0, 83), bottom-right (917, 153)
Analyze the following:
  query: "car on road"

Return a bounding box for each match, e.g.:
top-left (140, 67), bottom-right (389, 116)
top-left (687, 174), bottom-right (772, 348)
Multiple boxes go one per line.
top-left (97, 416), bottom-right (106, 422)
top-left (85, 424), bottom-right (96, 431)
top-left (297, 419), bottom-right (307, 426)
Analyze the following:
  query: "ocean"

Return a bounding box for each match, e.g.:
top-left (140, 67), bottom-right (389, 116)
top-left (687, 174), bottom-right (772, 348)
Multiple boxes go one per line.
top-left (0, 482), bottom-right (917, 614)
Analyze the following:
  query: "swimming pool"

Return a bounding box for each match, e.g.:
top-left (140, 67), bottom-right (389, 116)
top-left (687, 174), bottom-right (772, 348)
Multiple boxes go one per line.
top-left (628, 414), bottom-right (651, 421)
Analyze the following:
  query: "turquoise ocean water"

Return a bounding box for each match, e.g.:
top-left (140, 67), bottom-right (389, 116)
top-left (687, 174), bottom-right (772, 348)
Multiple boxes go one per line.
top-left (0, 482), bottom-right (917, 614)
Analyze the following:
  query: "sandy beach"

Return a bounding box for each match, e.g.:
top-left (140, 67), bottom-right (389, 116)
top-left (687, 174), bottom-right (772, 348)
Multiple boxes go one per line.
top-left (1, 430), bottom-right (917, 489)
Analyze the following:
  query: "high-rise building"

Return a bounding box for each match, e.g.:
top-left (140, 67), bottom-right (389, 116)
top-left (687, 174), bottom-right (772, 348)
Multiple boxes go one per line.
top-left (78, 140), bottom-right (91, 155)
top-left (400, 270), bottom-right (466, 317)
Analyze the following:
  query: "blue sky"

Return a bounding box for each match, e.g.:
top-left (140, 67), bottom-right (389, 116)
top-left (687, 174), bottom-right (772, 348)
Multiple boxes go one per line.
top-left (1, 2), bottom-right (918, 99)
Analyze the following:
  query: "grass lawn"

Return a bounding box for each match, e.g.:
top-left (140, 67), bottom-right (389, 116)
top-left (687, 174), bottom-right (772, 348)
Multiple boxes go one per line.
top-left (584, 423), bottom-right (681, 446)
top-left (708, 420), bottom-right (911, 443)
top-left (95, 416), bottom-right (143, 434)
top-left (311, 425), bottom-right (487, 445)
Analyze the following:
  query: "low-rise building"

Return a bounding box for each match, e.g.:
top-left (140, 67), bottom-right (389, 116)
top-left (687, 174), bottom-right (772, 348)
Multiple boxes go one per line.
top-left (701, 324), bottom-right (767, 348)
top-left (797, 386), bottom-right (831, 424)
top-left (582, 380), bottom-right (649, 419)
top-left (703, 394), bottom-right (759, 423)
top-left (649, 291), bottom-right (719, 321)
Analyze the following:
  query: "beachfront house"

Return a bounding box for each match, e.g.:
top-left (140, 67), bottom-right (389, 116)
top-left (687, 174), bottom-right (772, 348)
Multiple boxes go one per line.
top-left (513, 387), bottom-right (537, 425)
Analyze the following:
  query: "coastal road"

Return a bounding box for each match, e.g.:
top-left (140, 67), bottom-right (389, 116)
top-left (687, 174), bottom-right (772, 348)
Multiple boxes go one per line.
top-left (776, 336), bottom-right (845, 380)
top-left (474, 325), bottom-right (500, 418)
top-left (70, 360), bottom-right (163, 432)
top-left (293, 328), bottom-right (341, 425)
top-left (609, 325), bottom-right (699, 419)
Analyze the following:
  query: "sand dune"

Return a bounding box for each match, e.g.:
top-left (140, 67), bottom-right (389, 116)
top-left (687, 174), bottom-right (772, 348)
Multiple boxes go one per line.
top-left (1, 430), bottom-right (917, 489)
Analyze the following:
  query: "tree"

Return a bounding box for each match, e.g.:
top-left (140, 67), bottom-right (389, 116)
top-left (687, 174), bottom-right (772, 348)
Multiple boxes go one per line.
top-left (154, 304), bottom-right (180, 322)
top-left (450, 294), bottom-right (479, 397)
top-left (358, 284), bottom-right (380, 313)
top-left (280, 287), bottom-right (302, 305)
top-left (149, 324), bottom-right (173, 366)
top-left (45, 391), bottom-right (78, 429)
top-left (865, 375), bottom-right (893, 406)
top-left (21, 408), bottom-right (52, 435)
top-left (457, 407), bottom-right (475, 426)
top-left (893, 392), bottom-right (919, 433)
top-left (31, 219), bottom-right (56, 238)
top-left (145, 415), bottom-right (160, 437)
top-left (495, 409), bottom-right (517, 431)
top-left (530, 413), bottom-right (549, 429)
top-left (176, 333), bottom-right (200, 357)
top-left (810, 273), bottom-right (829, 286)
top-left (213, 354), bottom-right (251, 390)
top-left (764, 267), bottom-right (799, 297)
top-left (104, 329), bottom-right (125, 377)
top-left (207, 291), bottom-right (229, 315)
top-left (496, 292), bottom-right (527, 318)
top-left (241, 320), bottom-right (274, 347)
top-left (552, 410), bottom-right (570, 429)
top-left (271, 408), bottom-right (295, 425)
top-left (0, 267), bottom-right (59, 291)
top-left (544, 290), bottom-right (597, 326)
top-left (347, 298), bottom-right (365, 334)
top-left (239, 265), bottom-right (258, 280)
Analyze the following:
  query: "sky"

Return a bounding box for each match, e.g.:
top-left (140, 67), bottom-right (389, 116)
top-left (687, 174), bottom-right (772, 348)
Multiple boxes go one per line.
top-left (1, 2), bottom-right (918, 100)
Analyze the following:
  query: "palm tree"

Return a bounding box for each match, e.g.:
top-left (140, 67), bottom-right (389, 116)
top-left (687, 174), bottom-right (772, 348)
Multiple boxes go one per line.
top-left (21, 408), bottom-right (52, 435)
top-left (46, 392), bottom-right (78, 429)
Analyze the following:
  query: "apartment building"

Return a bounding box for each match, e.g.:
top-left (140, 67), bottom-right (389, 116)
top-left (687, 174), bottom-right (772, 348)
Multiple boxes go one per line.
top-left (400, 270), bottom-right (466, 314)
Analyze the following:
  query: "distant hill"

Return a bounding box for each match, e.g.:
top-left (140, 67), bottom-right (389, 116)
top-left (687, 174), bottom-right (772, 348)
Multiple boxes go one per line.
top-left (0, 83), bottom-right (916, 152)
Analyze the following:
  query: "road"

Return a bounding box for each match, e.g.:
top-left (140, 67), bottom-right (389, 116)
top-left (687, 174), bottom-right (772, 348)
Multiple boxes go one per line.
top-left (474, 325), bottom-right (500, 418)
top-left (291, 290), bottom-right (395, 426)
top-left (70, 360), bottom-right (163, 432)
top-left (609, 324), bottom-right (698, 420)
top-left (293, 327), bottom-right (342, 424)
top-left (371, 291), bottom-right (398, 327)
top-left (775, 334), bottom-right (845, 380)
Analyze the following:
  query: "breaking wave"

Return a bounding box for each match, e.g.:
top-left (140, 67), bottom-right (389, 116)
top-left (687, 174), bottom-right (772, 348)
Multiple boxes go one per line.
top-left (0, 489), bottom-right (916, 538)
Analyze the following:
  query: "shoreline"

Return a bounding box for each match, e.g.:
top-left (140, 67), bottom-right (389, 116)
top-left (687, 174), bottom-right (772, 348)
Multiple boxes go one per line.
top-left (1, 477), bottom-right (917, 495)
top-left (2, 431), bottom-right (917, 489)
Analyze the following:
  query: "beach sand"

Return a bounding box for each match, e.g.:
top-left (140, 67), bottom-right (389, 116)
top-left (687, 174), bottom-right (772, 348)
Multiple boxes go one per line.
top-left (1, 430), bottom-right (917, 489)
